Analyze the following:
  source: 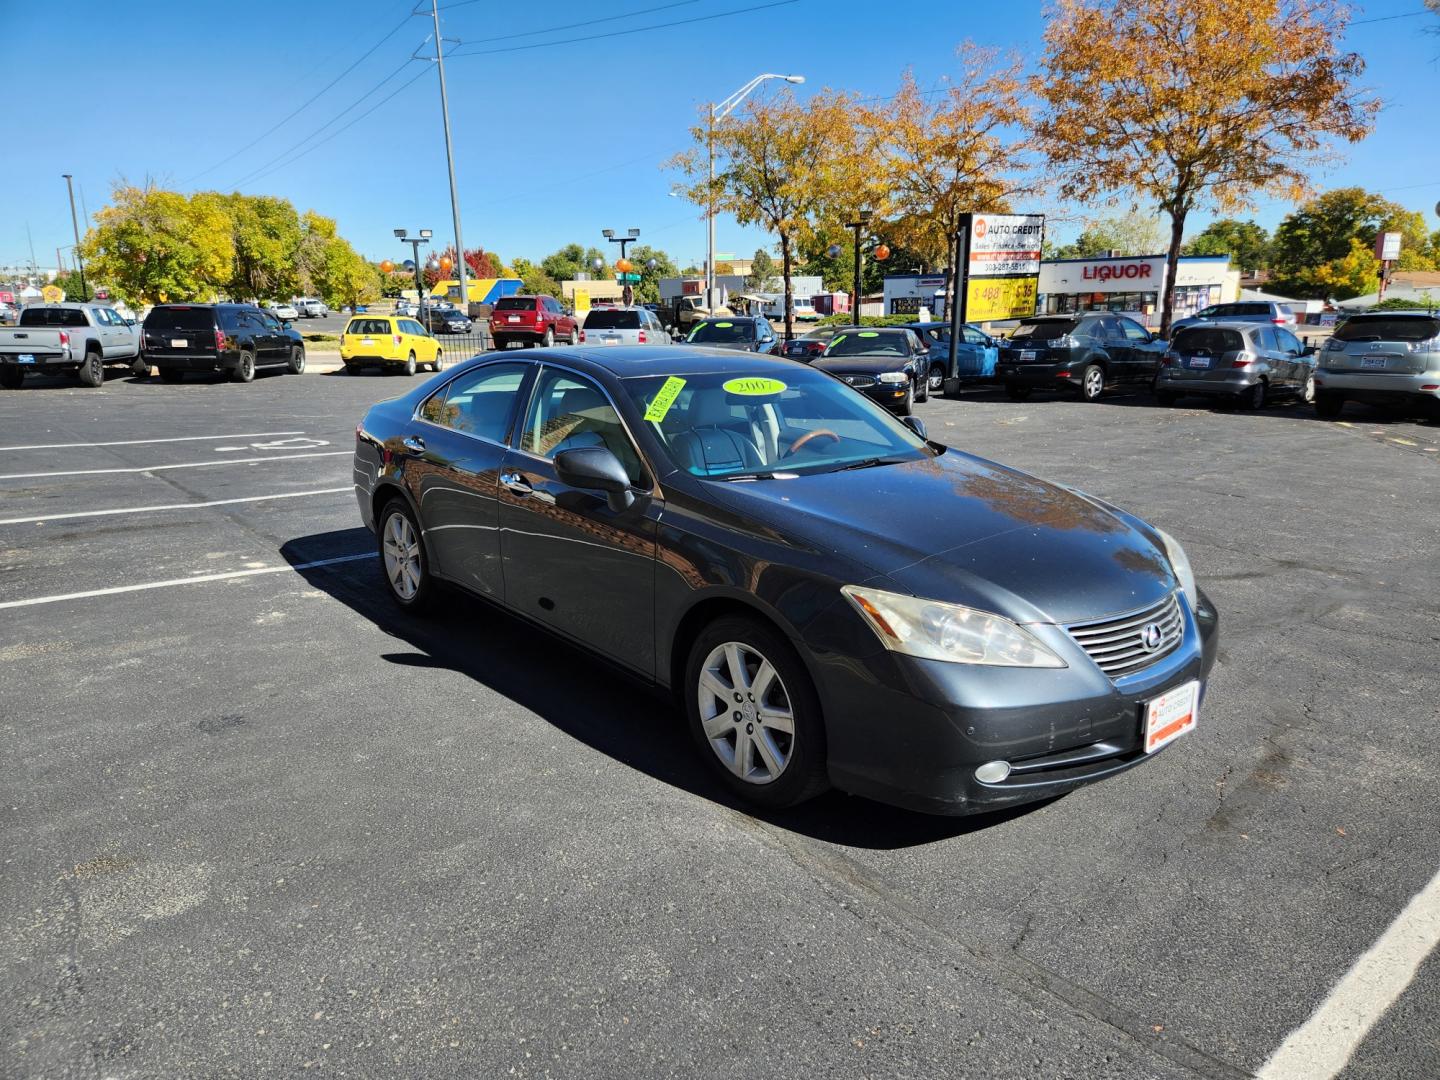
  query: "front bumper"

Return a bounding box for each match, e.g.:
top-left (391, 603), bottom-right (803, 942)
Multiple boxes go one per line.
top-left (1315, 368), bottom-right (1440, 405)
top-left (856, 382), bottom-right (912, 409)
top-left (813, 588), bottom-right (1220, 816)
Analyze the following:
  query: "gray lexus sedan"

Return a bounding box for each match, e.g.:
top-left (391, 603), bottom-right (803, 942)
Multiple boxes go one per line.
top-left (354, 346), bottom-right (1218, 816)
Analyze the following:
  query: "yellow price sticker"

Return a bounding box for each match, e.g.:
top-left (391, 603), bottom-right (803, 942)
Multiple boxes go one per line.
top-left (643, 376), bottom-right (687, 422)
top-left (722, 376), bottom-right (787, 396)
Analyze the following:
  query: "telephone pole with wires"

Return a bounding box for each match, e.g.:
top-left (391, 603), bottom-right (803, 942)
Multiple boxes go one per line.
top-left (417, 0), bottom-right (469, 316)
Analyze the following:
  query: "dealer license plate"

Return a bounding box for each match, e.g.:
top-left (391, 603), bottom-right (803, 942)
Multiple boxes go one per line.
top-left (1020, 350), bottom-right (1037, 361)
top-left (1187, 356), bottom-right (1212, 369)
top-left (603, 335), bottom-right (620, 345)
top-left (1361, 356), bottom-right (1386, 369)
top-left (1143, 680), bottom-right (1199, 754)
top-left (170, 338), bottom-right (187, 348)
top-left (17, 353), bottom-right (35, 364)
top-left (507, 315), bottom-right (520, 323)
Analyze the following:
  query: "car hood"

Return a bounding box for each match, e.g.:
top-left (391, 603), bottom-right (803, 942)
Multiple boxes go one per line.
top-left (813, 355), bottom-right (909, 375)
top-left (704, 452), bottom-right (1175, 624)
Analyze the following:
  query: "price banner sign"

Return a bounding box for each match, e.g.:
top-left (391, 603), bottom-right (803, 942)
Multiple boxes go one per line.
top-left (957, 212), bottom-right (1044, 323)
top-left (965, 276), bottom-right (1040, 322)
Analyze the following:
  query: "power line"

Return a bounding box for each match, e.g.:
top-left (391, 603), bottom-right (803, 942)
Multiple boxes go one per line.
top-left (446, 0), bottom-right (700, 38)
top-left (185, 14), bottom-right (413, 185)
top-left (1349, 9), bottom-right (1430, 25)
top-left (448, 0), bottom-right (802, 58)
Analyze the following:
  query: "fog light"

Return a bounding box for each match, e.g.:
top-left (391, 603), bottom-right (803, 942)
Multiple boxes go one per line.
top-left (974, 760), bottom-right (1011, 784)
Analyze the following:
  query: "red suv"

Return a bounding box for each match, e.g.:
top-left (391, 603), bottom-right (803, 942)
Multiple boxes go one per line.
top-left (490, 295), bottom-right (578, 349)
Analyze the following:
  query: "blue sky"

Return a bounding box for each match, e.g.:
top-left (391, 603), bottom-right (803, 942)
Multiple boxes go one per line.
top-left (2, 0), bottom-right (1437, 275)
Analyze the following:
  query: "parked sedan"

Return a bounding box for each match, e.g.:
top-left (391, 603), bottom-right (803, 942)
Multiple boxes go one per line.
top-left (997, 312), bottom-right (1167, 401)
top-left (354, 346), bottom-right (1217, 816)
top-left (1155, 321), bottom-right (1316, 409)
top-left (266, 303), bottom-right (300, 321)
top-left (814, 328), bottom-right (930, 414)
top-left (902, 322), bottom-right (998, 395)
top-left (1313, 310), bottom-right (1440, 420)
top-left (778, 324), bottom-right (854, 360)
top-left (685, 316), bottom-right (778, 354)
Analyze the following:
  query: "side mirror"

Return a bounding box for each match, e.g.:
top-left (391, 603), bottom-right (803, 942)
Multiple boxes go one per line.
top-left (1303, 343), bottom-right (1317, 356)
top-left (554, 446), bottom-right (635, 511)
top-left (901, 415), bottom-right (927, 440)
top-left (282, 321), bottom-right (292, 329)
top-left (125, 318), bottom-right (136, 326)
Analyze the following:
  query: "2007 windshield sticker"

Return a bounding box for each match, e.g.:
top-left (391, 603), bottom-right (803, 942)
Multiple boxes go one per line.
top-left (723, 377), bottom-right (787, 396)
top-left (644, 376), bottom-right (687, 422)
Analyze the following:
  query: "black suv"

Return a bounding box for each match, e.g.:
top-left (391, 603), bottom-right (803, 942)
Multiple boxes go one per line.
top-left (142, 303), bottom-right (306, 384)
top-left (996, 312), bottom-right (1167, 401)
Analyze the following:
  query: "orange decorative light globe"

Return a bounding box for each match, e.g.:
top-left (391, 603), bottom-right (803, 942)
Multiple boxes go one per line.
top-left (873, 244), bottom-right (891, 262)
top-left (379, 260), bottom-right (394, 273)
top-left (439, 256), bottom-right (453, 272)
top-left (615, 258), bottom-right (633, 273)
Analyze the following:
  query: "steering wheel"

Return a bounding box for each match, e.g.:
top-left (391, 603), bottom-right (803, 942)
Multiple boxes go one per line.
top-left (783, 429), bottom-right (842, 457)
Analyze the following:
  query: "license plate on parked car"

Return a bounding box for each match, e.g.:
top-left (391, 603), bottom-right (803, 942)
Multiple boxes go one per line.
top-left (1361, 356), bottom-right (1386, 369)
top-left (603, 336), bottom-right (620, 345)
top-left (1143, 680), bottom-right (1199, 753)
top-left (17, 353), bottom-right (35, 364)
top-left (1187, 356), bottom-right (1211, 369)
top-left (506, 316), bottom-right (520, 323)
top-left (1020, 350), bottom-right (1037, 361)
top-left (170, 338), bottom-right (187, 348)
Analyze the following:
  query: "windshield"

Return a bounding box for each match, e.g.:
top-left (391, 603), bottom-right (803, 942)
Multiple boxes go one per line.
top-left (20, 307), bottom-right (88, 327)
top-left (1010, 319), bottom-right (1077, 340)
top-left (624, 367), bottom-right (932, 479)
top-left (583, 309), bottom-right (641, 330)
top-left (823, 331), bottom-right (909, 357)
top-left (143, 307), bottom-right (215, 331)
top-left (1333, 316), bottom-right (1439, 343)
top-left (688, 321), bottom-right (756, 344)
top-left (493, 297), bottom-right (536, 312)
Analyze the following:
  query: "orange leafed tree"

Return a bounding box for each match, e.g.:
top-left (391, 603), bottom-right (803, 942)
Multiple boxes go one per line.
top-left (1032, 0), bottom-right (1378, 333)
top-left (863, 45), bottom-right (1033, 314)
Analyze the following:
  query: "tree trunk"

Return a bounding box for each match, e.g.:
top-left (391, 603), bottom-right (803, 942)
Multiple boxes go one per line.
top-left (780, 232), bottom-right (794, 343)
top-left (1160, 209), bottom-right (1187, 337)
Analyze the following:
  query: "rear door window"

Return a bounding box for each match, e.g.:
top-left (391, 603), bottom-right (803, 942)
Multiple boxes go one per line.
top-left (1119, 318), bottom-right (1150, 342)
top-left (1254, 325), bottom-right (1278, 351)
top-left (1333, 316), bottom-right (1440, 343)
top-left (419, 362), bottom-right (529, 441)
top-left (142, 307), bottom-right (215, 331)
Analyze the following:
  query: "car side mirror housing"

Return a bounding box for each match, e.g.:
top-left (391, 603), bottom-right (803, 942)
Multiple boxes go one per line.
top-left (1303, 343), bottom-right (1317, 356)
top-left (554, 447), bottom-right (635, 511)
top-left (901, 415), bottom-right (927, 440)
top-left (282, 321), bottom-right (292, 329)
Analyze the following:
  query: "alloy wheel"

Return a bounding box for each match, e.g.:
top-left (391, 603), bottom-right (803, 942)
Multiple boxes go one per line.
top-left (1302, 373), bottom-right (1315, 404)
top-left (1083, 366), bottom-right (1104, 399)
top-left (928, 364), bottom-right (945, 392)
top-left (382, 512), bottom-right (422, 601)
top-left (696, 641), bottom-right (795, 784)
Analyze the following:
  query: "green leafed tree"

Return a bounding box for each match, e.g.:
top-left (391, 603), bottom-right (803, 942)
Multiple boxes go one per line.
top-left (626, 245), bottom-right (678, 304)
top-left (222, 193), bottom-right (302, 302)
top-left (1182, 219), bottom-right (1271, 273)
top-left (746, 247), bottom-right (778, 291)
top-left (1270, 187), bottom-right (1438, 298)
top-left (80, 183), bottom-right (234, 304)
top-left (508, 257), bottom-right (561, 298)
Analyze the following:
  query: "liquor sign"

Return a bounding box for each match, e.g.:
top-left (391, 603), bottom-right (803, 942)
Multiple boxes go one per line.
top-left (956, 212), bottom-right (1044, 323)
top-left (1375, 232), bottom-right (1402, 261)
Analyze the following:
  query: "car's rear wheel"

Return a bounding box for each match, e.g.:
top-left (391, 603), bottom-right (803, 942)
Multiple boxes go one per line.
top-left (1155, 390), bottom-right (1179, 406)
top-left (1315, 392), bottom-right (1344, 419)
top-left (542, 327), bottom-right (555, 347)
top-left (288, 347), bottom-right (305, 375)
top-left (378, 499), bottom-right (434, 611)
top-left (403, 351), bottom-right (416, 377)
top-left (928, 363), bottom-right (946, 393)
top-left (231, 350), bottom-right (255, 383)
top-left (77, 349), bottom-right (104, 388)
top-left (130, 357), bottom-right (151, 378)
top-left (0, 367), bottom-right (23, 390)
top-left (569, 327), bottom-right (579, 345)
top-left (1241, 381), bottom-right (1265, 411)
top-left (684, 616), bottom-right (828, 808)
top-left (1004, 382), bottom-right (1031, 401)
top-left (159, 367), bottom-right (184, 384)
top-left (1079, 363), bottom-right (1105, 401)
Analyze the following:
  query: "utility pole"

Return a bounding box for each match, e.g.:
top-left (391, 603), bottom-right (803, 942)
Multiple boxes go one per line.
top-left (429, 0), bottom-right (469, 317)
top-left (61, 174), bottom-right (88, 300)
top-left (846, 209), bottom-right (872, 321)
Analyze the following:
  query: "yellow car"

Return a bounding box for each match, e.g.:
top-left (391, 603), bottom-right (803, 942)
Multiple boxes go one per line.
top-left (340, 315), bottom-right (443, 376)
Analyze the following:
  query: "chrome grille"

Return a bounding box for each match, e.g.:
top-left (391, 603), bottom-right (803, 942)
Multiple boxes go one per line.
top-left (841, 374), bottom-right (877, 388)
top-left (1066, 593), bottom-right (1184, 679)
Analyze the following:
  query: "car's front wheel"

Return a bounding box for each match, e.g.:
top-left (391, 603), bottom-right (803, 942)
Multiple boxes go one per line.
top-left (378, 499), bottom-right (433, 611)
top-left (684, 616), bottom-right (828, 808)
top-left (928, 363), bottom-right (946, 394)
top-left (1300, 372), bottom-right (1316, 404)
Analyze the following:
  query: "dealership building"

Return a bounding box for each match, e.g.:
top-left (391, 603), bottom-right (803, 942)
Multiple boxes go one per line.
top-left (882, 253), bottom-right (1239, 326)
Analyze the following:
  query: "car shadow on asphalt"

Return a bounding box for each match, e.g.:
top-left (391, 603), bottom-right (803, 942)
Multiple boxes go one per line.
top-left (282, 527), bottom-right (1045, 851)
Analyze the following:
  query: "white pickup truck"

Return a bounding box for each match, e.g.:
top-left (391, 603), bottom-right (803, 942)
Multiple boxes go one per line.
top-left (0, 302), bottom-right (147, 388)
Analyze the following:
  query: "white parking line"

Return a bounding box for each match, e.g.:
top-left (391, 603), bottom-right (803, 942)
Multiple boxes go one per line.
top-left (0, 487), bottom-right (351, 526)
top-left (0, 552), bottom-right (377, 610)
top-left (0, 431), bottom-right (306, 452)
top-left (1257, 865), bottom-right (1440, 1079)
top-left (0, 451), bottom-right (350, 481)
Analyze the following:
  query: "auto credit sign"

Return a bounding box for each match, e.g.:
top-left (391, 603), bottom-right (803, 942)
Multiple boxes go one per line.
top-left (968, 214), bottom-right (1045, 278)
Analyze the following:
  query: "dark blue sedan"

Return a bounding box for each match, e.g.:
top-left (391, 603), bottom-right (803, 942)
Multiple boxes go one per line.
top-left (903, 322), bottom-right (999, 395)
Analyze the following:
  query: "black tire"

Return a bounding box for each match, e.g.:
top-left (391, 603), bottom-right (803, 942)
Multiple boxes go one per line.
top-left (378, 498), bottom-right (434, 612)
top-left (130, 356), bottom-right (151, 379)
top-left (1300, 372), bottom-right (1316, 404)
top-left (1314, 392), bottom-right (1344, 419)
top-left (683, 614), bottom-right (829, 809)
top-left (159, 367), bottom-right (185, 384)
top-left (231, 350), bottom-right (255, 383)
top-left (568, 327), bottom-right (580, 345)
top-left (288, 347), bottom-right (306, 375)
top-left (541, 327), bottom-right (555, 348)
top-left (77, 350), bottom-right (104, 388)
top-left (896, 380), bottom-right (914, 416)
top-left (403, 351), bottom-right (417, 377)
top-left (1004, 382), bottom-right (1032, 401)
top-left (0, 367), bottom-right (22, 390)
top-left (1079, 363), bottom-right (1105, 401)
top-left (1156, 390), bottom-right (1179, 406)
top-left (927, 363), bottom-right (946, 395)
top-left (915, 370), bottom-right (929, 403)
top-left (492, 336), bottom-right (508, 350)
top-left (1241, 381), bottom-right (1265, 411)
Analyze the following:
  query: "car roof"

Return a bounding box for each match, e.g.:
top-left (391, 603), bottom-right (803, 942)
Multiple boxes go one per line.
top-left (498, 345), bottom-right (799, 379)
top-left (693, 316), bottom-right (762, 324)
top-left (1173, 321), bottom-right (1263, 331)
top-left (1346, 309), bottom-right (1436, 318)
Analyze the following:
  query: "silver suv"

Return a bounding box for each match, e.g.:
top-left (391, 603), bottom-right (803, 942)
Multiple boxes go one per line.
top-left (1314, 310), bottom-right (1440, 420)
top-left (1170, 300), bottom-right (1297, 335)
top-left (579, 306), bottom-right (671, 347)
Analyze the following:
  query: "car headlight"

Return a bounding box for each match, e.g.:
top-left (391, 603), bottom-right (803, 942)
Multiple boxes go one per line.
top-left (877, 371), bottom-right (908, 384)
top-left (841, 586), bottom-right (1066, 667)
top-left (1154, 528), bottom-right (1197, 610)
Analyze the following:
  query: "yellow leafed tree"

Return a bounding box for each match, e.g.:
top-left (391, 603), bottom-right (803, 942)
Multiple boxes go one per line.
top-left (863, 45), bottom-right (1033, 314)
top-left (1033, 0), bottom-right (1378, 333)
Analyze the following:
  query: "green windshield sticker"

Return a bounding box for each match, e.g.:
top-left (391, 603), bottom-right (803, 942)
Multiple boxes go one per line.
top-left (722, 376), bottom-right (787, 397)
top-left (714, 321), bottom-right (734, 328)
top-left (829, 334), bottom-right (847, 347)
top-left (858, 331), bottom-right (880, 337)
top-left (643, 376), bottom-right (687, 422)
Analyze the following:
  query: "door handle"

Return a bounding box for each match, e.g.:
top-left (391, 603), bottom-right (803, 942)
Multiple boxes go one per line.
top-left (500, 471), bottom-right (533, 496)
top-left (401, 435), bottom-right (426, 453)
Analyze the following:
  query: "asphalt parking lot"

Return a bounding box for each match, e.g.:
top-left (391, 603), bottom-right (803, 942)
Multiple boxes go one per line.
top-left (2, 364), bottom-right (1437, 1079)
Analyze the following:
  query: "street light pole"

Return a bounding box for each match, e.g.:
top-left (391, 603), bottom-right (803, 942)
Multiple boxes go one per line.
top-left (61, 174), bottom-right (87, 301)
top-left (846, 209), bottom-right (873, 321)
top-left (429, 0), bottom-right (469, 316)
top-left (395, 228), bottom-right (433, 320)
top-left (603, 228), bottom-right (641, 306)
top-left (705, 73), bottom-right (804, 312)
